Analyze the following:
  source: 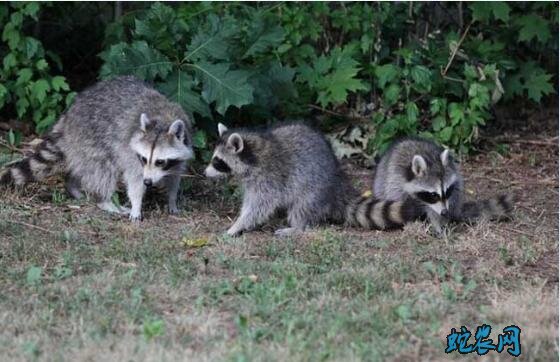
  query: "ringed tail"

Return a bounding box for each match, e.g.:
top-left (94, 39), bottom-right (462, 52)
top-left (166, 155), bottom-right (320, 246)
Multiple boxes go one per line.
top-left (459, 194), bottom-right (514, 221)
top-left (345, 196), bottom-right (421, 230)
top-left (0, 133), bottom-right (63, 186)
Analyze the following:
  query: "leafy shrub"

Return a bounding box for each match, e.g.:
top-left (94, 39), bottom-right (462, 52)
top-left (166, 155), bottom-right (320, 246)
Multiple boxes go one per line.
top-left (1, 2), bottom-right (556, 156)
top-left (99, 3), bottom-right (296, 128)
top-left (0, 2), bottom-right (75, 139)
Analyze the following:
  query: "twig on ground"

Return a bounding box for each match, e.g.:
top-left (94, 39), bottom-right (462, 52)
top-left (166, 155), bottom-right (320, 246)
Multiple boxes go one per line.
top-left (5, 220), bottom-right (56, 234)
top-left (502, 226), bottom-right (536, 238)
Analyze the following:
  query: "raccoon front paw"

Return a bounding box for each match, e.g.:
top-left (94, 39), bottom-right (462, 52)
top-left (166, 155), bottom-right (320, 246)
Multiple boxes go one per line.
top-left (129, 212), bottom-right (142, 223)
top-left (168, 204), bottom-right (179, 215)
top-left (226, 225), bottom-right (243, 237)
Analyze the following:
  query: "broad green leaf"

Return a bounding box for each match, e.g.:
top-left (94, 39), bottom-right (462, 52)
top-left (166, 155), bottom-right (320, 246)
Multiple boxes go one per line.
top-left (16, 97), bottom-right (29, 118)
top-left (24, 37), bottom-right (41, 58)
top-left (410, 65), bottom-right (432, 93)
top-left (406, 102), bottom-right (419, 123)
top-left (374, 64), bottom-right (399, 88)
top-left (31, 79), bottom-right (50, 103)
top-left (316, 64), bottom-right (367, 107)
top-left (23, 2), bottom-right (40, 20)
top-left (2, 24), bottom-right (20, 50)
top-left (99, 41), bottom-right (173, 81)
top-left (192, 62), bottom-right (254, 115)
top-left (470, 2), bottom-right (510, 23)
top-left (430, 98), bottom-right (446, 116)
top-left (432, 115), bottom-right (446, 131)
top-left (16, 68), bottom-right (33, 86)
top-left (525, 73), bottom-right (554, 102)
top-left (10, 12), bottom-right (23, 27)
top-left (157, 70), bottom-right (212, 119)
top-left (35, 58), bottom-right (48, 71)
top-left (51, 76), bottom-right (70, 92)
top-left (383, 84), bottom-right (401, 106)
top-left (3, 52), bottom-right (17, 70)
top-left (243, 24), bottom-right (284, 59)
top-left (448, 103), bottom-right (465, 126)
top-left (184, 14), bottom-right (235, 62)
top-left (439, 126), bottom-right (453, 142)
top-left (468, 83), bottom-right (490, 110)
top-left (516, 14), bottom-right (551, 43)
top-left (490, 2), bottom-right (511, 22)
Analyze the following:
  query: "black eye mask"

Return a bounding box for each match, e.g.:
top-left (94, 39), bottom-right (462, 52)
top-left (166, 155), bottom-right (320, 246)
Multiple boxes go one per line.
top-left (415, 191), bottom-right (440, 204)
top-left (444, 183), bottom-right (456, 199)
top-left (212, 156), bottom-right (231, 173)
top-left (162, 159), bottom-right (182, 171)
top-left (416, 182), bottom-right (457, 204)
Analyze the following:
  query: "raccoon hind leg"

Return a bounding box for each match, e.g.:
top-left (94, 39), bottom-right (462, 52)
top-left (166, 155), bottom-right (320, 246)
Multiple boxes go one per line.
top-left (165, 174), bottom-right (181, 214)
top-left (278, 198), bottom-right (327, 236)
top-left (227, 195), bottom-right (280, 236)
top-left (65, 174), bottom-right (84, 199)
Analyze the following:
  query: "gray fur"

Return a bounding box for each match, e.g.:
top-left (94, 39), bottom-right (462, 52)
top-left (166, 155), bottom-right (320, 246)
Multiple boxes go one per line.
top-left (0, 76), bottom-right (194, 221)
top-left (373, 137), bottom-right (513, 234)
top-left (205, 123), bottom-right (420, 236)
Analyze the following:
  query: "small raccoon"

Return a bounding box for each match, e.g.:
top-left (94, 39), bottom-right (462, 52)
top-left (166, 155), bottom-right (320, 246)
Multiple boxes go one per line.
top-left (373, 137), bottom-right (513, 233)
top-left (0, 76), bottom-right (194, 221)
top-left (204, 122), bottom-right (421, 236)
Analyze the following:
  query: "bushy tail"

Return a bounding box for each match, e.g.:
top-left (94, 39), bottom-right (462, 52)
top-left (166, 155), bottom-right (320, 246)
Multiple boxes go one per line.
top-left (0, 134), bottom-right (63, 186)
top-left (345, 196), bottom-right (421, 230)
top-left (459, 194), bottom-right (514, 221)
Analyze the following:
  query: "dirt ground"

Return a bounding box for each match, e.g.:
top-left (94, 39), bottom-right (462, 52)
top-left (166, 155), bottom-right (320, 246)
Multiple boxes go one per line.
top-left (0, 122), bottom-right (557, 361)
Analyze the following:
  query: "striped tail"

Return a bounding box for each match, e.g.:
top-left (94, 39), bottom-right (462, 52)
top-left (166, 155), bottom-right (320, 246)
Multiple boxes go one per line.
top-left (0, 134), bottom-right (63, 186)
top-left (459, 194), bottom-right (514, 221)
top-left (345, 196), bottom-right (422, 230)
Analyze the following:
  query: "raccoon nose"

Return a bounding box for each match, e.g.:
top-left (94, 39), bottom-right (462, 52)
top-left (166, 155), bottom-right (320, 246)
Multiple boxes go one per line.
top-left (143, 179), bottom-right (153, 187)
top-left (441, 209), bottom-right (449, 217)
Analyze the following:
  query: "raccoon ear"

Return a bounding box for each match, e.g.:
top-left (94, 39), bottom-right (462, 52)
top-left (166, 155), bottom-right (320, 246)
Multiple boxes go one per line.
top-left (168, 119), bottom-right (185, 141)
top-left (227, 133), bottom-right (244, 154)
top-left (440, 149), bottom-right (450, 166)
top-left (140, 113), bottom-right (151, 132)
top-left (411, 155), bottom-right (427, 176)
top-left (218, 123), bottom-right (228, 137)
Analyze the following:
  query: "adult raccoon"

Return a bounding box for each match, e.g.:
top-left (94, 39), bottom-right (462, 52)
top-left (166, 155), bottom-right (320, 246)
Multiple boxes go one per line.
top-left (0, 76), bottom-right (194, 221)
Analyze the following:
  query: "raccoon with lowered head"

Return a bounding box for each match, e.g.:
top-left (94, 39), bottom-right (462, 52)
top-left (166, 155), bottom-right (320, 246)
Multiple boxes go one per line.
top-left (373, 137), bottom-right (513, 234)
top-left (0, 76), bottom-right (194, 221)
top-left (204, 122), bottom-right (421, 236)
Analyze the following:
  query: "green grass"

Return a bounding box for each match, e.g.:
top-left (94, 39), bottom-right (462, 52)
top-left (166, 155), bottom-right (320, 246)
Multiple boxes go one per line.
top-left (0, 194), bottom-right (557, 362)
top-left (0, 143), bottom-right (558, 361)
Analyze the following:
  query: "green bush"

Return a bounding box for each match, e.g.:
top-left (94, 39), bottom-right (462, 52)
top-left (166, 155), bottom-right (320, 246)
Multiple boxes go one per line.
top-left (0, 2), bottom-right (556, 156)
top-left (99, 3), bottom-right (296, 129)
top-left (0, 2), bottom-right (75, 140)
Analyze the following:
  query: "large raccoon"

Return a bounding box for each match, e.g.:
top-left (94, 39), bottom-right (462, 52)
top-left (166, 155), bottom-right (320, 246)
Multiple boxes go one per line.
top-left (373, 137), bottom-right (513, 233)
top-left (204, 122), bottom-right (421, 236)
top-left (0, 76), bottom-right (194, 221)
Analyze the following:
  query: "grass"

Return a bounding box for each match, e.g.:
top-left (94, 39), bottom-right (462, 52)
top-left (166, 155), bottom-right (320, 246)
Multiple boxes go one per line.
top-left (0, 137), bottom-right (558, 361)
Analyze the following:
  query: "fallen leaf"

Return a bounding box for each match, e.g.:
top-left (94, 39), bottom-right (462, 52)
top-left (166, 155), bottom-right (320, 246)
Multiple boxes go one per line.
top-left (183, 237), bottom-right (209, 248)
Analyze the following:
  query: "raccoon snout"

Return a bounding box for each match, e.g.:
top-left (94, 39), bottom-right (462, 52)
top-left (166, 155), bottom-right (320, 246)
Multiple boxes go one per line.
top-left (143, 179), bottom-right (153, 187)
top-left (441, 209), bottom-right (449, 217)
